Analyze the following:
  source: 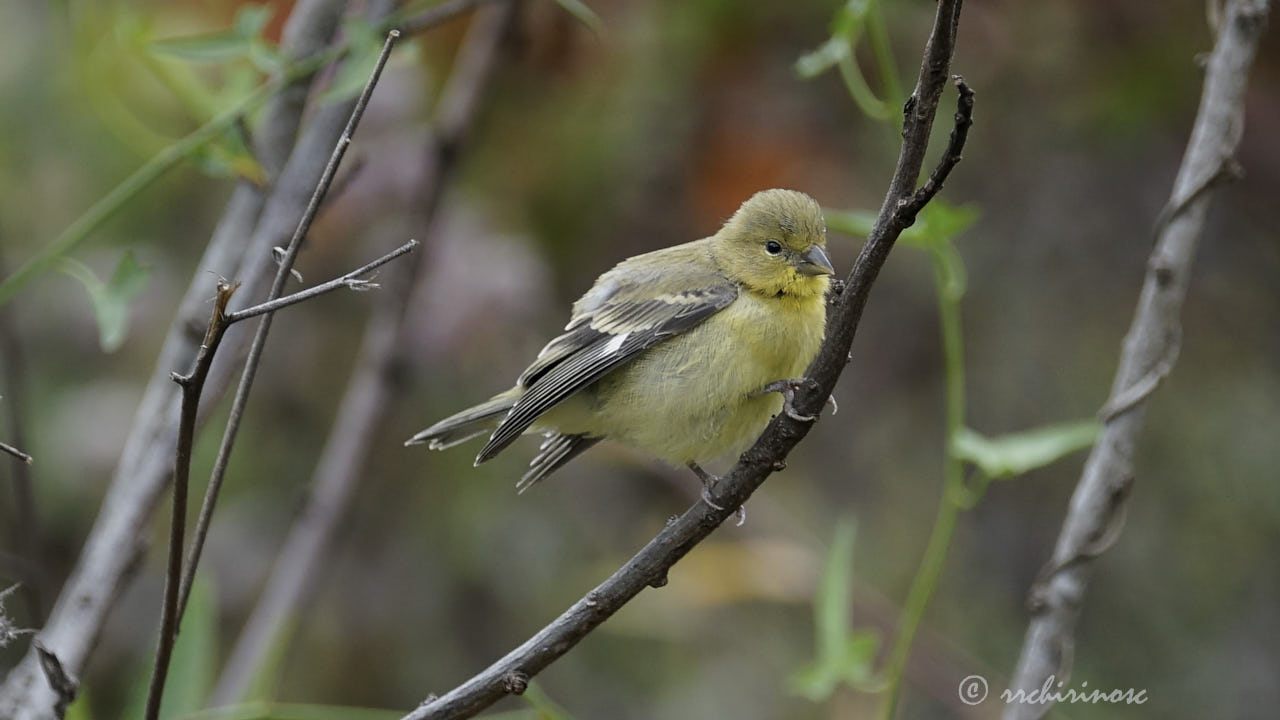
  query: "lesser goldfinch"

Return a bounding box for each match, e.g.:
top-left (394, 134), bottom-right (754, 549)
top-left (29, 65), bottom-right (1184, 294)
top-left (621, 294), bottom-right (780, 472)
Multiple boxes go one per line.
top-left (407, 189), bottom-right (833, 506)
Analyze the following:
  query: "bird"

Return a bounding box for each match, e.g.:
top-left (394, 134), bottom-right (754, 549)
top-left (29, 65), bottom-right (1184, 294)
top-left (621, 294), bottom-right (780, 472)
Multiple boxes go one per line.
top-left (406, 188), bottom-right (834, 510)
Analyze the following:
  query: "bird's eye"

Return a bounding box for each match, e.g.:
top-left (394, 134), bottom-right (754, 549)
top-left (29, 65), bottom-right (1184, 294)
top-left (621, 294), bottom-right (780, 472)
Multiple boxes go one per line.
top-left (765, 240), bottom-right (783, 255)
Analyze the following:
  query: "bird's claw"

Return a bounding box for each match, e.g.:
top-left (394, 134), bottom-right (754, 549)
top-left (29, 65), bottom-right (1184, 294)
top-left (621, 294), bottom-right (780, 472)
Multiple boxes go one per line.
top-left (699, 483), bottom-right (725, 511)
top-left (756, 378), bottom-right (835, 422)
top-left (690, 462), bottom-right (746, 525)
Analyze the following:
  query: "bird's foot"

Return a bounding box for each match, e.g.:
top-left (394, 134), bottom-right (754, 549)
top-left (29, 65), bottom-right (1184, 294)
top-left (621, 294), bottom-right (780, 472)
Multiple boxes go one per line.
top-left (754, 378), bottom-right (835, 422)
top-left (688, 462), bottom-right (746, 526)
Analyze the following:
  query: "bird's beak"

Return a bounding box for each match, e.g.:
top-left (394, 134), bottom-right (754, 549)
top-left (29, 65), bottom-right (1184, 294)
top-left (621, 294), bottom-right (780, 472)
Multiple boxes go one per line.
top-left (797, 245), bottom-right (835, 276)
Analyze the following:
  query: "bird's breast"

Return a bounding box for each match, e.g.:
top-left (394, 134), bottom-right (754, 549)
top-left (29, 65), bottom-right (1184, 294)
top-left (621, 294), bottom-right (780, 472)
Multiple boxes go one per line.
top-left (553, 290), bottom-right (827, 465)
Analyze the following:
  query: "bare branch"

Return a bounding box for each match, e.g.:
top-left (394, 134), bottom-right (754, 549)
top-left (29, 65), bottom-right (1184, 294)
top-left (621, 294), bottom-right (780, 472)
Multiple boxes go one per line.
top-left (0, 2), bottom-right (355, 715)
top-left (212, 6), bottom-right (511, 701)
top-left (1004, 1), bottom-right (1270, 717)
top-left (0, 254), bottom-right (44, 616)
top-left (168, 22), bottom-right (400, 644)
top-left (141, 280), bottom-right (237, 720)
top-left (402, 2), bottom-right (969, 718)
top-left (224, 239), bottom-right (419, 323)
top-left (141, 27), bottom-right (402, 720)
top-left (0, 441), bottom-right (31, 466)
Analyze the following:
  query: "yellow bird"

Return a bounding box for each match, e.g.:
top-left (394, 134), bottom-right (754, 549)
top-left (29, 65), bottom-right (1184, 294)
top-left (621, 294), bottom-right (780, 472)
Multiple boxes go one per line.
top-left (406, 189), bottom-right (834, 508)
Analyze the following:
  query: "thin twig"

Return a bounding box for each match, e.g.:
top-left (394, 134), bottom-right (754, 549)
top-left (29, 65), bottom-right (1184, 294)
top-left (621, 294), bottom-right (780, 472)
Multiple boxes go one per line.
top-left (1003, 1), bottom-right (1269, 718)
top-left (0, 441), bottom-right (32, 465)
top-left (141, 29), bottom-right (402, 720)
top-left (0, 250), bottom-right (47, 625)
top-left (173, 28), bottom-right (401, 629)
top-left (212, 5), bottom-right (511, 703)
top-left (141, 280), bottom-right (238, 720)
top-left (225, 239), bottom-right (419, 323)
top-left (403, 2), bottom-right (968, 718)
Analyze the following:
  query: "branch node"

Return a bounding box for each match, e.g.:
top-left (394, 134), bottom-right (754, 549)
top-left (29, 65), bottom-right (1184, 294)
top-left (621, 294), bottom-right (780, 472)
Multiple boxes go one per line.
top-left (502, 671), bottom-right (529, 695)
top-left (648, 571), bottom-right (669, 589)
top-left (34, 640), bottom-right (79, 716)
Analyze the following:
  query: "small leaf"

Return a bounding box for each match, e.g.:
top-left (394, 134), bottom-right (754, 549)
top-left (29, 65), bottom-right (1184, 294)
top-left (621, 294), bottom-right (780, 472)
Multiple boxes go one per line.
top-left (789, 517), bottom-right (882, 701)
top-left (552, 0), bottom-right (606, 38)
top-left (232, 4), bottom-right (273, 39)
top-left (898, 200), bottom-right (980, 249)
top-left (189, 126), bottom-right (266, 185)
top-left (58, 252), bottom-right (152, 352)
top-left (953, 420), bottom-right (1101, 480)
top-left (147, 3), bottom-right (272, 63)
top-left (247, 38), bottom-right (284, 75)
top-left (795, 0), bottom-right (871, 79)
top-left (796, 35), bottom-right (850, 79)
top-left (823, 208), bottom-right (877, 237)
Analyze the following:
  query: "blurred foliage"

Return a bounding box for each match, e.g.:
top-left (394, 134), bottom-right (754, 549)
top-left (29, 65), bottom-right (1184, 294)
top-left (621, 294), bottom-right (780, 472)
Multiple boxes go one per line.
top-left (789, 518), bottom-right (883, 701)
top-left (1, 1), bottom-right (1278, 719)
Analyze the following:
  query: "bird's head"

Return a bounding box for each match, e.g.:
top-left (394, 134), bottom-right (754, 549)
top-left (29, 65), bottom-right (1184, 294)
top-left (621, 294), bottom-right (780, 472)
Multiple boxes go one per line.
top-left (713, 189), bottom-right (834, 299)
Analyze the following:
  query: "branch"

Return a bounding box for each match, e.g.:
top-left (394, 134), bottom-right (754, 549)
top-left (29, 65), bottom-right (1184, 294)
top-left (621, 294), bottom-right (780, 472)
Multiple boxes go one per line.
top-left (0, 440), bottom-right (31, 466)
top-left (212, 4), bottom-right (511, 703)
top-left (1, 253), bottom-right (45, 621)
top-left (0, 2), bottom-right (357, 716)
top-left (138, 32), bottom-right (404, 720)
top-left (403, 2), bottom-right (969, 718)
top-left (224, 239), bottom-right (419, 323)
top-left (1003, 1), bottom-right (1270, 717)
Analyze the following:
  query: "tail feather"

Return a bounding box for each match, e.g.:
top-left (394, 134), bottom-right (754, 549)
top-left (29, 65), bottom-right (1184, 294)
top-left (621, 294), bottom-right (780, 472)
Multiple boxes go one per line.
top-left (516, 433), bottom-right (600, 493)
top-left (405, 393), bottom-right (517, 451)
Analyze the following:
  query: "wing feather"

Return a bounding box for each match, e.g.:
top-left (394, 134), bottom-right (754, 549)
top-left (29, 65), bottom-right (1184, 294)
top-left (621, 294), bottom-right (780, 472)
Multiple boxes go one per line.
top-left (476, 281), bottom-right (736, 463)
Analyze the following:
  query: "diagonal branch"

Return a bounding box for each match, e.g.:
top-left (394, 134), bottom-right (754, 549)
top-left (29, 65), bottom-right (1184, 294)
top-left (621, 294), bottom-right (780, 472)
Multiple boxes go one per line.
top-left (402, 2), bottom-right (969, 718)
top-left (0, 440), bottom-right (31, 466)
top-left (1003, 1), bottom-right (1270, 718)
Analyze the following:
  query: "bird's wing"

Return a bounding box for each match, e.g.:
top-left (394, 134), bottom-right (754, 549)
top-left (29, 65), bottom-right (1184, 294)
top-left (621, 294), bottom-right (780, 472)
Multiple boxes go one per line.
top-left (475, 269), bottom-right (738, 463)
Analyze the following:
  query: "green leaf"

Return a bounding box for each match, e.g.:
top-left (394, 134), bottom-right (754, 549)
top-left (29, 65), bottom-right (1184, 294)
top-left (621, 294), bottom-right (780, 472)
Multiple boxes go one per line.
top-left (898, 200), bottom-right (980, 249)
top-left (148, 3), bottom-right (272, 63)
top-left (789, 517), bottom-right (883, 701)
top-left (796, 35), bottom-right (850, 79)
top-left (795, 0), bottom-right (871, 79)
top-left (552, 0), bottom-right (606, 38)
top-left (123, 578), bottom-right (218, 719)
top-left (953, 420), bottom-right (1101, 480)
top-left (57, 252), bottom-right (152, 353)
top-left (189, 126), bottom-right (267, 185)
top-left (823, 208), bottom-right (877, 237)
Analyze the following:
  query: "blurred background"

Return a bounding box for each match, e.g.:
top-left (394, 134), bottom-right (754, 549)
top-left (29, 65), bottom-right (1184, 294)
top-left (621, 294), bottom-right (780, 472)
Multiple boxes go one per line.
top-left (1, 0), bottom-right (1277, 718)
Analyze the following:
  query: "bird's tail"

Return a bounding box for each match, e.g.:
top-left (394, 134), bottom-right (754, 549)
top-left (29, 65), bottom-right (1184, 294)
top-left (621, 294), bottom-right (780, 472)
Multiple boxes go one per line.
top-left (404, 391), bottom-right (518, 451)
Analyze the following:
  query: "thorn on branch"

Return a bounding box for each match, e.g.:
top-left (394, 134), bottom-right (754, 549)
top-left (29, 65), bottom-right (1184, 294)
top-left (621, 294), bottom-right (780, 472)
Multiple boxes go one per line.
top-left (272, 248), bottom-right (305, 284)
top-left (343, 277), bottom-right (380, 291)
